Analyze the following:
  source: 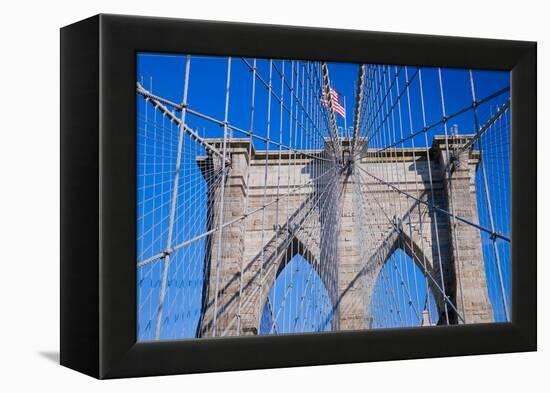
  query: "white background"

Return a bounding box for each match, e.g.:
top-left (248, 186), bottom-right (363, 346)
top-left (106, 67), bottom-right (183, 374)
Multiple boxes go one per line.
top-left (0, 0), bottom-right (546, 390)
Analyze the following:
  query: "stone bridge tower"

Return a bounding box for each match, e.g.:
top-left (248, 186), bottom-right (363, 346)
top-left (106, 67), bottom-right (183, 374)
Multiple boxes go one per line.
top-left (196, 135), bottom-right (493, 337)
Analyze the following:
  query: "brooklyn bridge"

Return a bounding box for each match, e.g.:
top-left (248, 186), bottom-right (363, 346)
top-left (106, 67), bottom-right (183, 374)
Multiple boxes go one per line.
top-left (135, 54), bottom-right (511, 341)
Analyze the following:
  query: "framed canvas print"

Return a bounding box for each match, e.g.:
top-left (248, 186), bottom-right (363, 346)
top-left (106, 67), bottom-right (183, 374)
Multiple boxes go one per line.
top-left (60, 14), bottom-right (536, 379)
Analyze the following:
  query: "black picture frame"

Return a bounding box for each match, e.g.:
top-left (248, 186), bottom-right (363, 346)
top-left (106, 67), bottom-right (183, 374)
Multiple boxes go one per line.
top-left (60, 14), bottom-right (537, 379)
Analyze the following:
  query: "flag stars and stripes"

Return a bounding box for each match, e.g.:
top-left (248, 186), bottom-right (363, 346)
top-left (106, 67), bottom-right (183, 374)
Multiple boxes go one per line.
top-left (321, 87), bottom-right (346, 119)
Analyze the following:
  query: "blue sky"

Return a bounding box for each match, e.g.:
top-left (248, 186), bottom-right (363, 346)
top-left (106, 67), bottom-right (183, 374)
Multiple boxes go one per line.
top-left (136, 53), bottom-right (511, 340)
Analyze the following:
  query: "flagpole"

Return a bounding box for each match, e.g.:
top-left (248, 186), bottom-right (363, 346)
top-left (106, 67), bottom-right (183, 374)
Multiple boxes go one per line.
top-left (343, 95), bottom-right (347, 137)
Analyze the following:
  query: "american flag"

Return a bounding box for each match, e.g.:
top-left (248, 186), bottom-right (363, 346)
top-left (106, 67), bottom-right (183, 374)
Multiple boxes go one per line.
top-left (321, 87), bottom-right (346, 119)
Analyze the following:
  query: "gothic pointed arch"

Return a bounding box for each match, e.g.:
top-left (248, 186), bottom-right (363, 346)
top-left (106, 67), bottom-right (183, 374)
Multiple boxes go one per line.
top-left (257, 235), bottom-right (339, 334)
